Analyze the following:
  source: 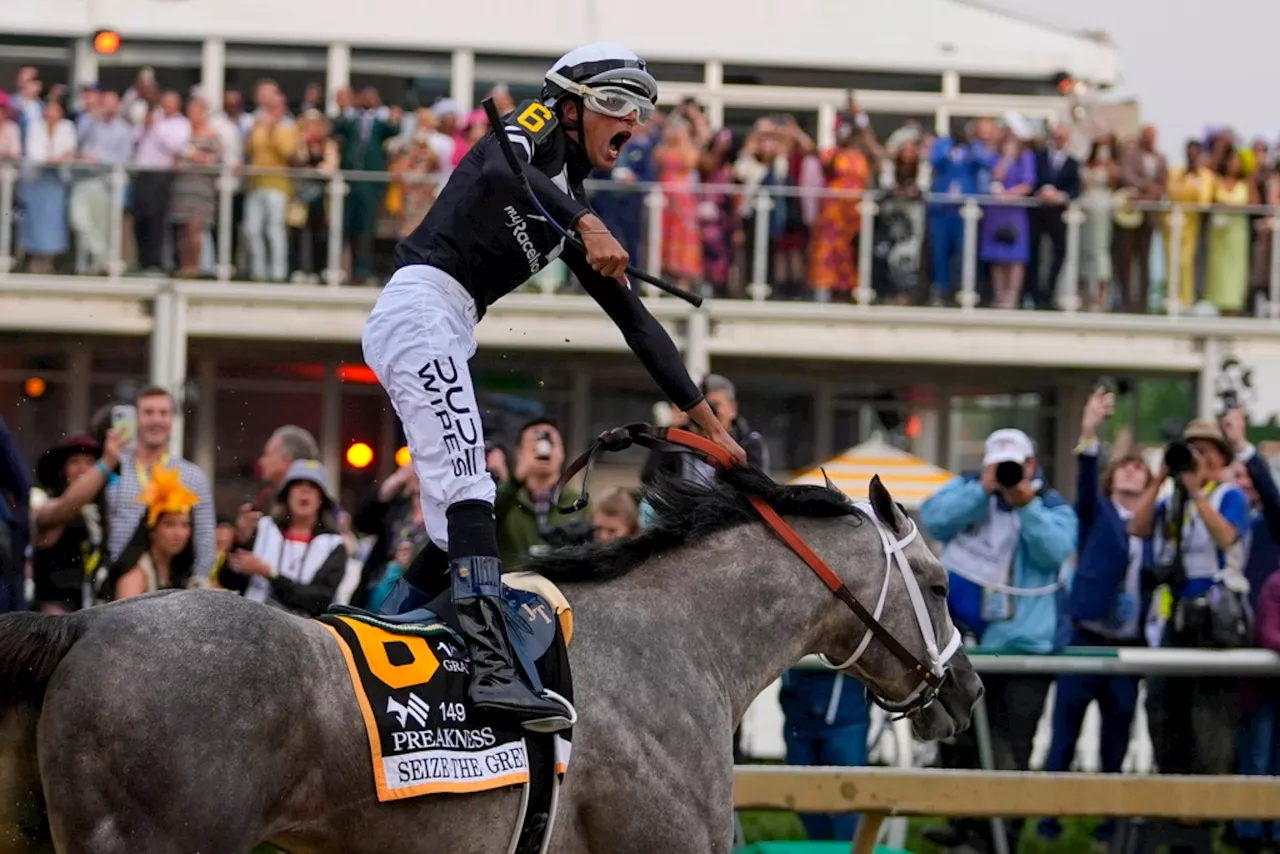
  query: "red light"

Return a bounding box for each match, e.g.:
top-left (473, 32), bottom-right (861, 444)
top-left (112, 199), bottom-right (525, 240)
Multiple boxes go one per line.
top-left (905, 414), bottom-right (922, 440)
top-left (93, 30), bottom-right (121, 55)
top-left (337, 364), bottom-right (379, 385)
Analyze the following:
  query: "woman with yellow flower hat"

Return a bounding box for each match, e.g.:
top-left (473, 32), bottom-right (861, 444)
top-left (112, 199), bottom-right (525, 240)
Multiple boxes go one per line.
top-left (105, 464), bottom-right (198, 600)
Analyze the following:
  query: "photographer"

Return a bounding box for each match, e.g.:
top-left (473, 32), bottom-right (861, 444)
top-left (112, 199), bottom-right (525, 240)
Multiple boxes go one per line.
top-left (495, 418), bottom-right (587, 566)
top-left (1130, 418), bottom-right (1250, 777)
top-left (1039, 388), bottom-right (1151, 845)
top-left (920, 428), bottom-right (1076, 854)
top-left (1221, 406), bottom-right (1280, 853)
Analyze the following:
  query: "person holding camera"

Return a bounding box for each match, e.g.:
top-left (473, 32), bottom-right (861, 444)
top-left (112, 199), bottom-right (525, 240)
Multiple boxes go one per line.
top-left (494, 418), bottom-right (588, 567)
top-left (1130, 417), bottom-right (1251, 777)
top-left (1038, 388), bottom-right (1151, 845)
top-left (920, 427), bottom-right (1076, 854)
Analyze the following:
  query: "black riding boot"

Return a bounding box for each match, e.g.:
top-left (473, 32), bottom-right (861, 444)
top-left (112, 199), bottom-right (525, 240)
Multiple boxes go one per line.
top-left (452, 555), bottom-right (569, 732)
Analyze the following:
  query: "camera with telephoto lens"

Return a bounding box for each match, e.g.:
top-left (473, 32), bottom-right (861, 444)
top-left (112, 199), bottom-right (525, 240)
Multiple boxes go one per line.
top-left (995, 460), bottom-right (1025, 488)
top-left (1163, 439), bottom-right (1198, 476)
top-left (534, 429), bottom-right (553, 463)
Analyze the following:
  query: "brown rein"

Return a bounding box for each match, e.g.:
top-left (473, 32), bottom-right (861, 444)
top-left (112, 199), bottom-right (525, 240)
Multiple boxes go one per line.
top-left (554, 424), bottom-right (941, 693)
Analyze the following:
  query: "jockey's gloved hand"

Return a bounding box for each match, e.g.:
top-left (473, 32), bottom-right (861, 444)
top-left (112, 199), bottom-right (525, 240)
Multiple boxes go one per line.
top-left (686, 399), bottom-right (748, 467)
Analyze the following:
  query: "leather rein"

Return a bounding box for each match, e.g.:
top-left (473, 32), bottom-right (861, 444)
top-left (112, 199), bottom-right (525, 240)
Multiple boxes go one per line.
top-left (553, 423), bottom-right (945, 713)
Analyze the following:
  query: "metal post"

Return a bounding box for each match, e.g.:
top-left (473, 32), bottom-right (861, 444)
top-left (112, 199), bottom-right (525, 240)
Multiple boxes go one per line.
top-left (325, 172), bottom-right (346, 287)
top-left (215, 165), bottom-right (235, 281)
top-left (1060, 202), bottom-right (1084, 312)
top-left (322, 363), bottom-right (342, 496)
top-left (685, 308), bottom-right (710, 386)
top-left (150, 284), bottom-right (174, 391)
top-left (972, 695), bottom-right (1011, 854)
top-left (1268, 212), bottom-right (1280, 320)
top-left (0, 163), bottom-right (16, 277)
top-left (644, 185), bottom-right (664, 298)
top-left (749, 189), bottom-right (774, 301)
top-left (1166, 206), bottom-right (1185, 316)
top-left (856, 193), bottom-right (878, 307)
top-left (107, 164), bottom-right (128, 279)
top-left (169, 290), bottom-right (190, 458)
top-left (959, 199), bottom-right (982, 310)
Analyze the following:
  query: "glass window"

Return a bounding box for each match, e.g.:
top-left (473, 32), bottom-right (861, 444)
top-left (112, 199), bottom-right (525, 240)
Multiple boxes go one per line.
top-left (351, 49), bottom-right (452, 110)
top-left (646, 61), bottom-right (706, 84)
top-left (865, 112), bottom-right (935, 145)
top-left (723, 64), bottom-right (941, 93)
top-left (226, 43), bottom-right (328, 110)
top-left (723, 107), bottom-right (818, 140)
top-left (959, 75), bottom-right (1058, 97)
top-left (948, 390), bottom-right (1059, 484)
top-left (0, 36), bottom-right (71, 102)
top-left (96, 40), bottom-right (203, 99)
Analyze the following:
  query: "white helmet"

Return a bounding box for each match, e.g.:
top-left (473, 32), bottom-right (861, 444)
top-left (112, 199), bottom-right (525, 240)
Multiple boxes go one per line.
top-left (541, 42), bottom-right (658, 125)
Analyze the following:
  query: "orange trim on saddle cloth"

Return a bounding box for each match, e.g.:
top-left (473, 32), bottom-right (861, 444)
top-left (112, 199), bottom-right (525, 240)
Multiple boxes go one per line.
top-left (320, 619), bottom-right (531, 801)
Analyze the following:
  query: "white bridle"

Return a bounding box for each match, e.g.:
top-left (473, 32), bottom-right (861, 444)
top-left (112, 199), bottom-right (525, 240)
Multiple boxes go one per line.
top-left (819, 503), bottom-right (963, 714)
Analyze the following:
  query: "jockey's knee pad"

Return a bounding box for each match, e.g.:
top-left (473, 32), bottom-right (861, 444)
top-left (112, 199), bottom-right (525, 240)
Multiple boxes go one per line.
top-left (451, 556), bottom-right (503, 601)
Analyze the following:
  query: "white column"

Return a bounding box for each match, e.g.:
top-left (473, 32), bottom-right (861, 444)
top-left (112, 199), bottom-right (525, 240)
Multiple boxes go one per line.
top-left (452, 49), bottom-right (475, 112)
top-left (685, 310), bottom-right (710, 386)
top-left (201, 38), bottom-right (226, 108)
top-left (150, 285), bottom-right (174, 391)
top-left (327, 43), bottom-right (351, 113)
top-left (322, 363), bottom-right (342, 494)
top-left (66, 345), bottom-right (93, 435)
top-left (938, 70), bottom-right (959, 135)
top-left (704, 60), bottom-right (724, 130)
top-left (195, 357), bottom-right (217, 483)
top-left (817, 103), bottom-right (837, 152)
top-left (73, 38), bottom-right (99, 88)
top-left (169, 291), bottom-right (190, 458)
top-left (1198, 337), bottom-right (1222, 421)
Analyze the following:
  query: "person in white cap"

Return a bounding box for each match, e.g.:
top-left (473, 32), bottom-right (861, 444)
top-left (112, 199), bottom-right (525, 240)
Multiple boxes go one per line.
top-left (919, 426), bottom-right (1076, 853)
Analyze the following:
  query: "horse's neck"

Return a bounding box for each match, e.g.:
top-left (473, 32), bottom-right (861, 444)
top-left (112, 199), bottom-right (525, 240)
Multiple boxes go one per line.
top-left (570, 521), bottom-right (853, 723)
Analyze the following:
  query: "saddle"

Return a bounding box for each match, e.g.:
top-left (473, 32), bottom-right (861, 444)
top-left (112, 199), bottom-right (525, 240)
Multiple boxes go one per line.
top-left (318, 572), bottom-right (573, 854)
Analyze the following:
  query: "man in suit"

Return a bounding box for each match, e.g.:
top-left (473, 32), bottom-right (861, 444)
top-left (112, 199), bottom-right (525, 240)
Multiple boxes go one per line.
top-left (1116, 125), bottom-right (1169, 313)
top-left (332, 87), bottom-right (402, 285)
top-left (1029, 125), bottom-right (1081, 309)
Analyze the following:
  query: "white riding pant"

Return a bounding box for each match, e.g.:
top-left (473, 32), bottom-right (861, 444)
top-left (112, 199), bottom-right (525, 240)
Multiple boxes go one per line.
top-left (362, 265), bottom-right (495, 551)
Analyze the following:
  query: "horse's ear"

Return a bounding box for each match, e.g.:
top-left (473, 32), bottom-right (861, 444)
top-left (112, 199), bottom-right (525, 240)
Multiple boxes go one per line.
top-left (821, 468), bottom-right (840, 494)
top-left (868, 475), bottom-right (905, 535)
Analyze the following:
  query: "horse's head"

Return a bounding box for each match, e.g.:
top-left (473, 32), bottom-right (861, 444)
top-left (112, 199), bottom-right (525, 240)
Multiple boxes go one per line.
top-left (811, 474), bottom-right (982, 742)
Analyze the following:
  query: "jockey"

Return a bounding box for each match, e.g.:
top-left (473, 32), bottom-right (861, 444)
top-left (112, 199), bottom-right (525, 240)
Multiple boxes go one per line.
top-left (362, 42), bottom-right (746, 731)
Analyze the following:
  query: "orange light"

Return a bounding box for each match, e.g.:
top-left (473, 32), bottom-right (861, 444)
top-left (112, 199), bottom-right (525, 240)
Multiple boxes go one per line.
top-left (905, 414), bottom-right (922, 440)
top-left (23, 376), bottom-right (47, 399)
top-left (395, 446), bottom-right (412, 468)
top-left (93, 30), bottom-right (121, 55)
top-left (345, 442), bottom-right (374, 469)
top-left (337, 364), bottom-right (379, 385)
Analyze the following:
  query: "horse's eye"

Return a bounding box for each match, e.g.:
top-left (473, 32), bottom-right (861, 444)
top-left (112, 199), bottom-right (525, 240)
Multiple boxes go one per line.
top-left (930, 585), bottom-right (948, 598)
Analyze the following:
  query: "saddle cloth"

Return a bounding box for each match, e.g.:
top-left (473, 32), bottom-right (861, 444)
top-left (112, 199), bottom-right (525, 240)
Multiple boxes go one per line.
top-left (319, 571), bottom-right (573, 804)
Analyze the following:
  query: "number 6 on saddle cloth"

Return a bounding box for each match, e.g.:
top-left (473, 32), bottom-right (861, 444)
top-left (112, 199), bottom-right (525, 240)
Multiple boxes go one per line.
top-left (318, 570), bottom-right (574, 829)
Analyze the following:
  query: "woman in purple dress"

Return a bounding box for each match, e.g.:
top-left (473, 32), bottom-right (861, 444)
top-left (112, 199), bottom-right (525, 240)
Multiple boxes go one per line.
top-left (979, 134), bottom-right (1036, 308)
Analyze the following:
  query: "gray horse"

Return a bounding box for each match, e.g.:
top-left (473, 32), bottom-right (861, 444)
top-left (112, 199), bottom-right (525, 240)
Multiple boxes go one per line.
top-left (0, 469), bottom-right (981, 853)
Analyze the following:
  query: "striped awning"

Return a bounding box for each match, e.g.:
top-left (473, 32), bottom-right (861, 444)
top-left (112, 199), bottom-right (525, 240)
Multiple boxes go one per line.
top-left (790, 433), bottom-right (955, 509)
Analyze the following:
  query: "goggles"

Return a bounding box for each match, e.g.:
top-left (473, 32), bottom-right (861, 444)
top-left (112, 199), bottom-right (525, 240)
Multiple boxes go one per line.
top-left (545, 70), bottom-right (655, 125)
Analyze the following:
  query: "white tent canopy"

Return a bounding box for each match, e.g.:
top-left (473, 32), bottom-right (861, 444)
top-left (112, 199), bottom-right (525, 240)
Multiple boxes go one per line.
top-left (790, 433), bottom-right (955, 509)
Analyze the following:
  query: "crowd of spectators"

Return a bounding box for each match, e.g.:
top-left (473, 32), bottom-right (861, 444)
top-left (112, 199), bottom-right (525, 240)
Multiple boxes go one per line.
top-left (918, 394), bottom-right (1280, 854)
top-left (2, 360), bottom-right (1280, 850)
top-left (3, 66), bottom-right (1279, 313)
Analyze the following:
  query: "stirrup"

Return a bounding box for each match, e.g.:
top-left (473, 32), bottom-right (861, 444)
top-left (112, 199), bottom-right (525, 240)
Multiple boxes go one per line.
top-left (517, 690), bottom-right (577, 734)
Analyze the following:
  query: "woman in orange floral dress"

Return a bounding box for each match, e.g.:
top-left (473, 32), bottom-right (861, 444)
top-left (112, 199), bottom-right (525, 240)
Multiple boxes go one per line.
top-left (655, 118), bottom-right (704, 289)
top-left (808, 122), bottom-right (870, 300)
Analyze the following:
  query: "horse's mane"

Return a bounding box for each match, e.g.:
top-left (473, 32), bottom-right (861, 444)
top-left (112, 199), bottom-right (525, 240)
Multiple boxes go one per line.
top-left (525, 465), bottom-right (862, 583)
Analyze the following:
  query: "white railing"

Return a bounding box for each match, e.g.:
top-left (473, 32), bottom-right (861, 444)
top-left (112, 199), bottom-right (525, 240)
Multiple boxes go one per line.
top-left (3, 159), bottom-right (1280, 319)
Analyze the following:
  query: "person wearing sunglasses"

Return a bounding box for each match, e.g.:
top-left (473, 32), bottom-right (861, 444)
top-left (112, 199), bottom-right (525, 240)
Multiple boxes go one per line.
top-left (362, 42), bottom-right (746, 733)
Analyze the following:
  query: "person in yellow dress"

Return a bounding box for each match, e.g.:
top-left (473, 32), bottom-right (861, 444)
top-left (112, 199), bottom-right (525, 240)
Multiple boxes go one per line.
top-left (1204, 149), bottom-right (1256, 314)
top-left (1165, 140), bottom-right (1215, 309)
